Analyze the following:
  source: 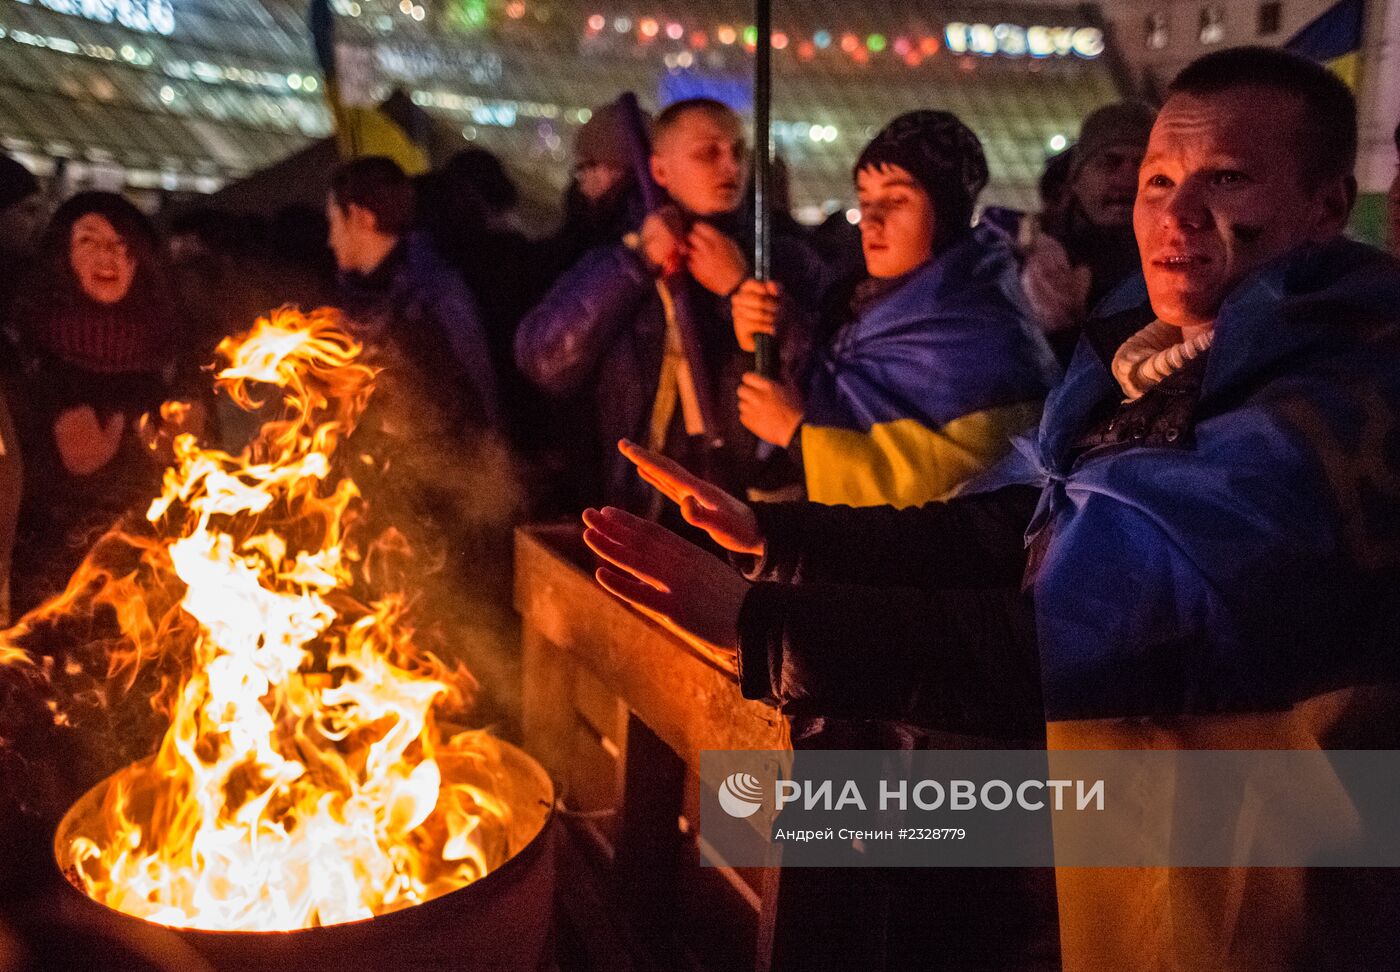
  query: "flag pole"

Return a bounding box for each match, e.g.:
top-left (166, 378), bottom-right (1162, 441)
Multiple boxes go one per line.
top-left (751, 0), bottom-right (777, 378)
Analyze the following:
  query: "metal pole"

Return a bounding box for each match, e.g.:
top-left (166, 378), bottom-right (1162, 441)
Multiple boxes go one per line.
top-left (752, 0), bottom-right (777, 377)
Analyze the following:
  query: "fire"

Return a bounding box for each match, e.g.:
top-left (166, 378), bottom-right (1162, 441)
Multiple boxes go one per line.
top-left (15, 308), bottom-right (517, 930)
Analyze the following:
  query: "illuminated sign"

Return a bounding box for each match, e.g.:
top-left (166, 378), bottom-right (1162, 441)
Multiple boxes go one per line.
top-left (19, 0), bottom-right (176, 35)
top-left (943, 23), bottom-right (1104, 59)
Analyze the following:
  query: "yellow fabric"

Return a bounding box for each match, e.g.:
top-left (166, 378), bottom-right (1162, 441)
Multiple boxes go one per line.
top-left (646, 277), bottom-right (703, 451)
top-left (1047, 683), bottom-right (1400, 971)
top-left (1325, 51), bottom-right (1359, 88)
top-left (324, 79), bottom-right (429, 175)
top-left (800, 400), bottom-right (1042, 509)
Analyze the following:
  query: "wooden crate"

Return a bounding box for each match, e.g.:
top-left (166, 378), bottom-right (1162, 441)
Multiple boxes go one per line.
top-left (515, 524), bottom-right (787, 972)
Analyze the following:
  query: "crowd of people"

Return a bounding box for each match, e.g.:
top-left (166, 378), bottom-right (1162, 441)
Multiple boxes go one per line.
top-left (0, 39), bottom-right (1399, 971)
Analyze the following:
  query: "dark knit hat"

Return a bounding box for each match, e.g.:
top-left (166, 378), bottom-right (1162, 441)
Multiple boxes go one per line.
top-left (1069, 102), bottom-right (1156, 179)
top-left (855, 110), bottom-right (989, 246)
top-left (0, 154), bottom-right (38, 214)
top-left (575, 102), bottom-right (645, 169)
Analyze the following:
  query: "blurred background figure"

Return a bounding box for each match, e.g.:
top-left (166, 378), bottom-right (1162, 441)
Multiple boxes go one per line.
top-left (328, 155), bottom-right (499, 434)
top-left (8, 192), bottom-right (198, 615)
top-left (540, 101), bottom-right (647, 279)
top-left (1021, 101), bottom-right (1155, 362)
top-left (0, 155), bottom-right (46, 333)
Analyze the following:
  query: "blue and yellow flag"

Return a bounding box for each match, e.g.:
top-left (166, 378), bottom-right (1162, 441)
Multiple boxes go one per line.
top-left (1285, 0), bottom-right (1365, 87)
top-left (800, 226), bottom-right (1059, 509)
top-left (307, 0), bottom-right (428, 173)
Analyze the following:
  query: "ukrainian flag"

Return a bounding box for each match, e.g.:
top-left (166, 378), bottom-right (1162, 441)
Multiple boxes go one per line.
top-left (1285, 0), bottom-right (1365, 88)
top-left (800, 227), bottom-right (1058, 509)
top-left (308, 0), bottom-right (429, 174)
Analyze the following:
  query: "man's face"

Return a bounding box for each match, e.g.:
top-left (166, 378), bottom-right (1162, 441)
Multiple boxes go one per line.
top-left (856, 163), bottom-right (937, 279)
top-left (326, 196), bottom-right (359, 273)
top-left (576, 161), bottom-right (625, 204)
top-left (0, 192), bottom-right (46, 257)
top-left (1072, 144), bottom-right (1143, 228)
top-left (1134, 87), bottom-right (1351, 331)
top-left (1387, 143), bottom-right (1399, 259)
top-left (69, 213), bottom-right (135, 304)
top-left (650, 110), bottom-right (746, 216)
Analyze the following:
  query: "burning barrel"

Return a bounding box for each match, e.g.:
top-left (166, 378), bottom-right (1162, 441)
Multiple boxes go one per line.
top-left (0, 310), bottom-right (558, 971)
top-left (50, 739), bottom-right (556, 972)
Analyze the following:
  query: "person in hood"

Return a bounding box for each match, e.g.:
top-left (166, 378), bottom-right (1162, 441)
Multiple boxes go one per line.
top-left (582, 47), bottom-right (1400, 971)
top-left (0, 155), bottom-right (45, 332)
top-left (1021, 101), bottom-right (1156, 363)
top-left (541, 101), bottom-right (648, 279)
top-left (515, 97), bottom-right (828, 514)
top-left (731, 110), bottom-right (1058, 508)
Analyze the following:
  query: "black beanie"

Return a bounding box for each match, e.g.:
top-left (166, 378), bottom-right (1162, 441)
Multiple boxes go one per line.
top-left (855, 110), bottom-right (989, 249)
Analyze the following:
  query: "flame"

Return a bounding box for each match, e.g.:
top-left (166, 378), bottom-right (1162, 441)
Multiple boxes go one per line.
top-left (18, 308), bottom-right (514, 930)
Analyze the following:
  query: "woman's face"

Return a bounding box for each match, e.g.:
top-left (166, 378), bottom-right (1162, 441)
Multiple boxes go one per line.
top-left (70, 213), bottom-right (136, 304)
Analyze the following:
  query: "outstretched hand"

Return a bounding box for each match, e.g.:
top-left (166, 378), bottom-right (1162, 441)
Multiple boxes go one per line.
top-left (617, 439), bottom-right (764, 557)
top-left (582, 506), bottom-right (748, 656)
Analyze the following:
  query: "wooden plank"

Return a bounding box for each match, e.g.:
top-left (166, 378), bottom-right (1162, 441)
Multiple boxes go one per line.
top-left (514, 525), bottom-right (788, 765)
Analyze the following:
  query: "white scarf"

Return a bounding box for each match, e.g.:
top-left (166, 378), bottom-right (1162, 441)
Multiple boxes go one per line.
top-left (1110, 319), bottom-right (1214, 401)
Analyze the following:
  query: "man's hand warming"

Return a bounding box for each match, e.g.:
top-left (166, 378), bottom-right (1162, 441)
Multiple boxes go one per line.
top-left (582, 505), bottom-right (748, 656)
top-left (617, 439), bottom-right (764, 556)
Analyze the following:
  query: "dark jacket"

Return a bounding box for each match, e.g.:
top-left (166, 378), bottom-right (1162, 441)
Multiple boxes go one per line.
top-left (338, 232), bottom-right (500, 433)
top-left (515, 220), bottom-right (829, 511)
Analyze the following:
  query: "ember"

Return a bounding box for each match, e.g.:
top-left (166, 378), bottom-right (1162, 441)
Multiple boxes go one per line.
top-left (7, 308), bottom-right (543, 932)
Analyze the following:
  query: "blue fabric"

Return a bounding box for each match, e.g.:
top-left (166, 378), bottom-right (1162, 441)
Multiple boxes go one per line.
top-left (968, 239), bottom-right (1400, 721)
top-left (804, 224), bottom-right (1060, 435)
top-left (1286, 0), bottom-right (1365, 61)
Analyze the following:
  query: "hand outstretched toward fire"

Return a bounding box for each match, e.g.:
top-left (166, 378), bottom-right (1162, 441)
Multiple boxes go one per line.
top-left (582, 505), bottom-right (747, 656)
top-left (616, 439), bottom-right (764, 557)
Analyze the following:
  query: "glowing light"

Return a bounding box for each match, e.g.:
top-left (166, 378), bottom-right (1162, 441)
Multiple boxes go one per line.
top-left (689, 30), bottom-right (708, 48)
top-left (613, 16), bottom-right (630, 33)
top-left (1049, 134), bottom-right (1067, 151)
top-left (903, 51), bottom-right (921, 67)
top-left (665, 21), bottom-right (683, 40)
top-left (505, 0), bottom-right (525, 18)
top-left (866, 33), bottom-right (886, 52)
top-left (813, 29), bottom-right (831, 49)
top-left (846, 207), bottom-right (861, 225)
top-left (920, 36), bottom-right (939, 56)
top-left (717, 24), bottom-right (736, 45)
top-left (587, 13), bottom-right (604, 32)
top-left (676, 50), bottom-right (693, 67)
top-left (840, 33), bottom-right (858, 53)
top-left (893, 36), bottom-right (911, 56)
top-left (742, 25), bottom-right (757, 47)
top-left (772, 31), bottom-right (788, 50)
top-left (797, 40), bottom-right (815, 59)
top-left (639, 18), bottom-right (658, 38)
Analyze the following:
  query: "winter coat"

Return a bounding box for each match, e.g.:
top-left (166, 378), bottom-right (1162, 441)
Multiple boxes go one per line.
top-left (799, 225), bottom-right (1058, 508)
top-left (514, 223), bottom-right (828, 511)
top-left (338, 233), bottom-right (500, 433)
top-left (736, 237), bottom-right (1400, 970)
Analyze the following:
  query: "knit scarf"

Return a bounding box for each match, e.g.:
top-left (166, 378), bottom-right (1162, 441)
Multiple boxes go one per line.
top-left (28, 292), bottom-right (171, 374)
top-left (1111, 319), bottom-right (1214, 401)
